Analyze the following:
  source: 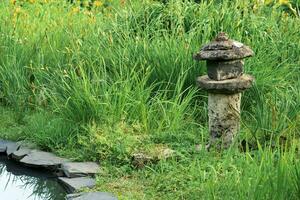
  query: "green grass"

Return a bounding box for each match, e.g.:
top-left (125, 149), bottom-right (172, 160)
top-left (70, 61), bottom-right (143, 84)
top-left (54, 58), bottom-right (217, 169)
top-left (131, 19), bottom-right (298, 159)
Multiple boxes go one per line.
top-left (0, 0), bottom-right (300, 199)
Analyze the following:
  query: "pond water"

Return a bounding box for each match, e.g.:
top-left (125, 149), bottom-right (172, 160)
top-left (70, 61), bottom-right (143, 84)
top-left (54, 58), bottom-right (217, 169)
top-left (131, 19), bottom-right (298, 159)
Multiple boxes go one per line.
top-left (0, 155), bottom-right (66, 200)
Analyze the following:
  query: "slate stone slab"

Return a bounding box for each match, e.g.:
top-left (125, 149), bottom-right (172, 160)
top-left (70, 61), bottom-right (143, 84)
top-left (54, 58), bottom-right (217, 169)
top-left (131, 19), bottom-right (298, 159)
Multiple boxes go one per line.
top-left (16, 140), bottom-right (38, 149)
top-left (6, 142), bottom-right (20, 156)
top-left (20, 150), bottom-right (69, 169)
top-left (0, 140), bottom-right (20, 155)
top-left (0, 140), bottom-right (7, 153)
top-left (61, 162), bottom-right (100, 178)
top-left (65, 192), bottom-right (118, 200)
top-left (59, 177), bottom-right (96, 192)
top-left (11, 148), bottom-right (32, 161)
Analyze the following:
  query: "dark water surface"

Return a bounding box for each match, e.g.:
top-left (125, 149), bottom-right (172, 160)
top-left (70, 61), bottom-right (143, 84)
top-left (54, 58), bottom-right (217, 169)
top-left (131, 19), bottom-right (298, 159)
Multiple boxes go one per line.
top-left (0, 155), bottom-right (66, 200)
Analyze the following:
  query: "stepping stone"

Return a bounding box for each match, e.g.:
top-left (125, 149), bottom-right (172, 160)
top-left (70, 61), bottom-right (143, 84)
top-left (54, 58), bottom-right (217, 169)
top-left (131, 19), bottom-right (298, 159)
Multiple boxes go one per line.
top-left (12, 140), bottom-right (39, 160)
top-left (16, 140), bottom-right (38, 149)
top-left (11, 148), bottom-right (32, 161)
top-left (66, 192), bottom-right (118, 200)
top-left (0, 140), bottom-right (7, 153)
top-left (20, 150), bottom-right (69, 169)
top-left (58, 177), bottom-right (96, 192)
top-left (61, 162), bottom-right (100, 178)
top-left (6, 142), bottom-right (20, 156)
top-left (0, 140), bottom-right (20, 155)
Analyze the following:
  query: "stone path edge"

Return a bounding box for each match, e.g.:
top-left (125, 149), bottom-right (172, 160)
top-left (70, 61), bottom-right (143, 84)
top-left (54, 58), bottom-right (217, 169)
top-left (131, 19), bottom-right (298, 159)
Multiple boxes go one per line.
top-left (0, 139), bottom-right (118, 200)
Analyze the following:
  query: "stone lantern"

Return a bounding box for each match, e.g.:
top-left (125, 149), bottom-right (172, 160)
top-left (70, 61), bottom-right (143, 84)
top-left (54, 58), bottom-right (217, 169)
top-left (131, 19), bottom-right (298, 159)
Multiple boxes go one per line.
top-left (194, 32), bottom-right (254, 149)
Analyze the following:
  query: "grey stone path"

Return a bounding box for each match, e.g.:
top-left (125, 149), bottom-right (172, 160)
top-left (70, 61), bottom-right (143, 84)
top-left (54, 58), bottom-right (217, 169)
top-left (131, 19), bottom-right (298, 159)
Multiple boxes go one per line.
top-left (20, 150), bottom-right (69, 168)
top-left (12, 148), bottom-right (32, 161)
top-left (66, 192), bottom-right (118, 200)
top-left (0, 139), bottom-right (118, 200)
top-left (62, 162), bottom-right (100, 178)
top-left (59, 177), bottom-right (96, 192)
top-left (0, 140), bottom-right (20, 155)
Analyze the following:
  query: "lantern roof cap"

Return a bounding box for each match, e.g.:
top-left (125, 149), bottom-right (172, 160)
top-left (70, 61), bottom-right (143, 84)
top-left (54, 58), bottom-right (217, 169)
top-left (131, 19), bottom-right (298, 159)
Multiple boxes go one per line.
top-left (194, 32), bottom-right (254, 61)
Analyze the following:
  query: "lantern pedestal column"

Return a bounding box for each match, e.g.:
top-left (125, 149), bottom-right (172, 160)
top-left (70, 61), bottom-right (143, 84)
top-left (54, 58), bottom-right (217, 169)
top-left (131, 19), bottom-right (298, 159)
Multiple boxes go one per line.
top-left (207, 93), bottom-right (241, 148)
top-left (196, 73), bottom-right (254, 149)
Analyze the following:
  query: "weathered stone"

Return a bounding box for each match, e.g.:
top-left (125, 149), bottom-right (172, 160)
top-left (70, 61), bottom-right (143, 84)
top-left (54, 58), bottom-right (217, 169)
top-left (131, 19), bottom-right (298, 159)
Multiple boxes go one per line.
top-left (16, 140), bottom-right (38, 149)
top-left (0, 140), bottom-right (8, 153)
top-left (59, 177), bottom-right (96, 192)
top-left (156, 147), bottom-right (175, 160)
top-left (54, 169), bottom-right (65, 177)
top-left (132, 147), bottom-right (175, 168)
top-left (11, 141), bottom-right (40, 161)
top-left (0, 140), bottom-right (20, 155)
top-left (193, 32), bottom-right (254, 61)
top-left (194, 32), bottom-right (255, 150)
top-left (0, 139), bottom-right (117, 200)
top-left (6, 142), bottom-right (20, 156)
top-left (195, 144), bottom-right (203, 152)
top-left (20, 150), bottom-right (69, 169)
top-left (207, 93), bottom-right (241, 149)
top-left (66, 192), bottom-right (118, 200)
top-left (11, 148), bottom-right (32, 161)
top-left (197, 74), bottom-right (254, 94)
top-left (207, 60), bottom-right (244, 81)
top-left (132, 153), bottom-right (154, 168)
top-left (61, 162), bottom-right (100, 178)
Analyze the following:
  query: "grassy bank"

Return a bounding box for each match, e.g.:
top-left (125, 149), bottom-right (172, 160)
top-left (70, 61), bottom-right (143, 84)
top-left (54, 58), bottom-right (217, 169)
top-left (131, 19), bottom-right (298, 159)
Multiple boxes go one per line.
top-left (0, 0), bottom-right (300, 199)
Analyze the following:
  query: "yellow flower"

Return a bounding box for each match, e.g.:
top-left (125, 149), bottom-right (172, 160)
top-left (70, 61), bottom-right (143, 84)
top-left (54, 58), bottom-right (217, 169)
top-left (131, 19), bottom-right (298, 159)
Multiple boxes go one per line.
top-left (71, 7), bottom-right (80, 14)
top-left (94, 0), bottom-right (103, 7)
top-left (264, 0), bottom-right (273, 5)
top-left (15, 6), bottom-right (22, 14)
top-left (10, 0), bottom-right (16, 4)
top-left (13, 6), bottom-right (22, 18)
top-left (279, 0), bottom-right (289, 5)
